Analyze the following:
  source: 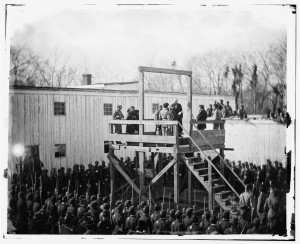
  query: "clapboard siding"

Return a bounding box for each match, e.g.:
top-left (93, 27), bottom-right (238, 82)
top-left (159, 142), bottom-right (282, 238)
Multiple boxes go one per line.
top-left (224, 120), bottom-right (286, 165)
top-left (9, 87), bottom-right (285, 172)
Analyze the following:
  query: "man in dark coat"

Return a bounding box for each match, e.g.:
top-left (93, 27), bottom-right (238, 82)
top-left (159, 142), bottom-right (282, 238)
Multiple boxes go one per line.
top-left (137, 205), bottom-right (152, 234)
top-left (125, 206), bottom-right (137, 234)
top-left (196, 105), bottom-right (207, 130)
top-left (182, 208), bottom-right (193, 231)
top-left (174, 99), bottom-right (183, 134)
top-left (170, 210), bottom-right (184, 235)
top-left (153, 210), bottom-right (167, 234)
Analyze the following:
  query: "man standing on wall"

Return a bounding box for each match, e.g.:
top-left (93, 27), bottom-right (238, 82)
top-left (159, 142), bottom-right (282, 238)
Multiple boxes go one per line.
top-left (174, 99), bottom-right (183, 135)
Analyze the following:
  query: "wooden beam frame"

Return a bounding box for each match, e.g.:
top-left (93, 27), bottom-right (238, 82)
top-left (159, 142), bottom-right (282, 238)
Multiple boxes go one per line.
top-left (136, 158), bottom-right (177, 199)
top-left (138, 66), bottom-right (192, 76)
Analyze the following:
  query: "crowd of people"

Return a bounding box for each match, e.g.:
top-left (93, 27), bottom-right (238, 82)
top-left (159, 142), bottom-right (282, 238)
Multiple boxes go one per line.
top-left (7, 153), bottom-right (289, 236)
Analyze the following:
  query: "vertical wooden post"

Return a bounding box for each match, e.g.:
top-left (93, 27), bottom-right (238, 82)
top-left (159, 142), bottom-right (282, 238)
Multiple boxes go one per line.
top-left (188, 165), bottom-right (192, 206)
top-left (138, 68), bottom-right (145, 191)
top-left (109, 148), bottom-right (115, 204)
top-left (208, 160), bottom-right (213, 213)
top-left (174, 153), bottom-right (180, 206)
top-left (151, 152), bottom-right (155, 200)
top-left (220, 148), bottom-right (225, 184)
top-left (187, 75), bottom-right (193, 147)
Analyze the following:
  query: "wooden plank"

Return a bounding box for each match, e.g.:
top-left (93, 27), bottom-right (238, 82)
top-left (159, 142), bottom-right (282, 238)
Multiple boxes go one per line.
top-left (138, 66), bottom-right (192, 76)
top-left (108, 120), bottom-right (178, 125)
top-left (208, 159), bottom-right (213, 212)
top-left (188, 168), bottom-right (192, 206)
top-left (108, 134), bottom-right (176, 144)
top-left (109, 148), bottom-right (115, 204)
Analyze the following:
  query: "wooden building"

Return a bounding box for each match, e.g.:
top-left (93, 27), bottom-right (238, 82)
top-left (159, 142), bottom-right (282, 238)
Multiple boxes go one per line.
top-left (8, 82), bottom-right (235, 173)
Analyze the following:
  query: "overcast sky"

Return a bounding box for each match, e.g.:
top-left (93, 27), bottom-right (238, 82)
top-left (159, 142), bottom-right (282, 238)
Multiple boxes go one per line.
top-left (8, 3), bottom-right (290, 83)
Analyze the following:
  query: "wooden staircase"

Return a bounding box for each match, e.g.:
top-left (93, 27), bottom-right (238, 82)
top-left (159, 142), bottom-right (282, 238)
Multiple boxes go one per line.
top-left (184, 152), bottom-right (240, 214)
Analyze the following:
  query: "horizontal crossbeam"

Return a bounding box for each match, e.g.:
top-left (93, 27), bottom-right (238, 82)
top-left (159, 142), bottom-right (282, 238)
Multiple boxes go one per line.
top-left (138, 66), bottom-right (192, 76)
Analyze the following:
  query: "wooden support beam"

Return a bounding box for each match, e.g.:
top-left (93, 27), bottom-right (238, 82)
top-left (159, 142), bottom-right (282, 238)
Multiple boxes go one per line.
top-left (220, 148), bottom-right (225, 185)
top-left (188, 167), bottom-right (192, 206)
top-left (174, 154), bottom-right (180, 206)
top-left (137, 158), bottom-right (177, 198)
top-left (107, 154), bottom-right (142, 196)
top-left (208, 159), bottom-right (213, 213)
top-left (187, 75), bottom-right (193, 148)
top-left (109, 148), bottom-right (115, 204)
top-left (138, 66), bottom-right (192, 76)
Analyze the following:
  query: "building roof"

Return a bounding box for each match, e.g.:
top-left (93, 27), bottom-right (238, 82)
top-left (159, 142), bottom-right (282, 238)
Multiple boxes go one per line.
top-left (68, 81), bottom-right (139, 91)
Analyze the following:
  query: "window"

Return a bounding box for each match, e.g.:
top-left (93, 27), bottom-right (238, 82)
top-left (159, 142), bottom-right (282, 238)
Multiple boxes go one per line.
top-left (104, 103), bottom-right (113, 115)
top-left (152, 103), bottom-right (159, 113)
top-left (55, 144), bottom-right (66, 158)
top-left (54, 102), bottom-right (65, 115)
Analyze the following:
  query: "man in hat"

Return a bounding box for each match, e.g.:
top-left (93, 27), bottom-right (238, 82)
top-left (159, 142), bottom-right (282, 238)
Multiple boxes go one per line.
top-left (182, 208), bottom-right (193, 231)
top-left (97, 209), bottom-right (112, 234)
top-left (196, 105), bottom-right (207, 130)
top-left (239, 184), bottom-right (254, 209)
top-left (165, 209), bottom-right (176, 232)
top-left (224, 217), bottom-right (239, 234)
top-left (113, 105), bottom-right (125, 134)
top-left (152, 209), bottom-right (167, 234)
top-left (238, 105), bottom-right (247, 120)
top-left (206, 215), bottom-right (218, 234)
top-left (137, 205), bottom-right (152, 234)
top-left (170, 210), bottom-right (184, 235)
top-left (160, 103), bottom-right (170, 136)
top-left (246, 218), bottom-right (261, 234)
top-left (226, 101), bottom-right (233, 116)
top-left (212, 104), bottom-right (222, 129)
top-left (151, 204), bottom-right (161, 224)
top-left (154, 104), bottom-right (163, 135)
top-left (199, 211), bottom-right (211, 232)
top-left (187, 215), bottom-right (201, 234)
top-left (173, 99), bottom-right (183, 134)
top-left (206, 104), bottom-right (213, 117)
top-left (217, 210), bottom-right (230, 234)
top-left (125, 206), bottom-right (137, 234)
top-left (112, 203), bottom-right (125, 234)
top-left (83, 214), bottom-right (97, 234)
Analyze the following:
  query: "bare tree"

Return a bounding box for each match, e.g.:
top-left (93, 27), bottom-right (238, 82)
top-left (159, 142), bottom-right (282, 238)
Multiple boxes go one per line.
top-left (10, 45), bottom-right (78, 87)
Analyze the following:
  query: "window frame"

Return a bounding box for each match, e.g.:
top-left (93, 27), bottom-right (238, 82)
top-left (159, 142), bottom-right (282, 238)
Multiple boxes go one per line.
top-left (54, 144), bottom-right (66, 158)
top-left (104, 103), bottom-right (113, 116)
top-left (54, 102), bottom-right (66, 116)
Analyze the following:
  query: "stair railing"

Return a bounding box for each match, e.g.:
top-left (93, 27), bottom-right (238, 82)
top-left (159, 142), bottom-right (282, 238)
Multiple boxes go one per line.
top-left (191, 121), bottom-right (246, 189)
top-left (178, 122), bottom-right (239, 198)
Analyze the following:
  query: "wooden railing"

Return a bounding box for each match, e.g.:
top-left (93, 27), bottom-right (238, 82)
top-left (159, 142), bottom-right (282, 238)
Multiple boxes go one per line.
top-left (108, 120), bottom-right (179, 145)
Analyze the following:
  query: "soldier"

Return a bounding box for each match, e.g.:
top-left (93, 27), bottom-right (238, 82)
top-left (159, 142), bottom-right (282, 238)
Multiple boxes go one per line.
top-left (246, 218), bottom-right (261, 234)
top-left (186, 215), bottom-right (201, 234)
top-left (239, 204), bottom-right (251, 234)
top-left (165, 209), bottom-right (176, 232)
top-left (256, 186), bottom-right (268, 220)
top-left (137, 205), bottom-right (152, 234)
top-left (173, 99), bottom-right (183, 135)
top-left (196, 105), bottom-right (207, 130)
top-left (126, 206), bottom-right (137, 234)
top-left (16, 192), bottom-right (28, 234)
top-left (113, 105), bottom-right (125, 134)
top-left (224, 217), bottom-right (239, 234)
top-left (239, 184), bottom-right (254, 209)
top-left (217, 210), bottom-right (230, 234)
top-left (151, 204), bottom-right (161, 224)
top-left (98, 209), bottom-right (112, 234)
top-left (264, 188), bottom-right (282, 235)
top-left (153, 209), bottom-right (167, 234)
top-left (182, 208), bottom-right (193, 231)
top-left (206, 215), bottom-right (218, 234)
top-left (199, 211), bottom-right (211, 233)
top-left (238, 105), bottom-right (247, 120)
top-left (170, 210), bottom-right (184, 235)
top-left (83, 214), bottom-right (98, 235)
top-left (154, 104), bottom-right (163, 135)
top-left (112, 203), bottom-right (125, 234)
